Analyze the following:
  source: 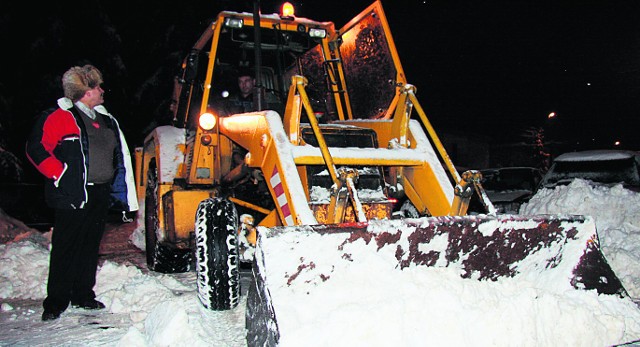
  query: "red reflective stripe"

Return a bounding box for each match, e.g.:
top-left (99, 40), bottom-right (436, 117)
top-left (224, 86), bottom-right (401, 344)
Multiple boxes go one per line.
top-left (281, 202), bottom-right (291, 218)
top-left (270, 165), bottom-right (292, 222)
top-left (273, 181), bottom-right (284, 196)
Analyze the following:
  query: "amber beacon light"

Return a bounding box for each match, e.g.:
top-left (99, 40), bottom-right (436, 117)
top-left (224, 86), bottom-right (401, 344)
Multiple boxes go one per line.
top-left (281, 2), bottom-right (295, 17)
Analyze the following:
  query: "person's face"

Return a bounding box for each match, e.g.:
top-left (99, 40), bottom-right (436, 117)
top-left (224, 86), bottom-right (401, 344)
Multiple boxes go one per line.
top-left (83, 85), bottom-right (105, 108)
top-left (238, 76), bottom-right (255, 97)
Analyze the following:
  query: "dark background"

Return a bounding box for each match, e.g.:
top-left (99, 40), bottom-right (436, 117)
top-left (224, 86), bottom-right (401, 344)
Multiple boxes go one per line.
top-left (1, 0), bottom-right (639, 183)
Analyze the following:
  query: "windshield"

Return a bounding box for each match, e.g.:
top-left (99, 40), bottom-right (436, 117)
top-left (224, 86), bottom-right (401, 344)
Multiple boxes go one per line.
top-left (282, 6), bottom-right (399, 121)
top-left (212, 23), bottom-right (322, 104)
top-left (339, 6), bottom-right (398, 119)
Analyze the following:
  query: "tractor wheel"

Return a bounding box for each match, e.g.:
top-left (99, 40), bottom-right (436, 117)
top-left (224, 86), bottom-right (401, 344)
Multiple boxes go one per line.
top-left (144, 160), bottom-right (192, 273)
top-left (195, 197), bottom-right (241, 310)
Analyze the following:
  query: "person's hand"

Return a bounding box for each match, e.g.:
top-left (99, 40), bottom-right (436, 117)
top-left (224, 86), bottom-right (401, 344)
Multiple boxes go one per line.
top-left (53, 163), bottom-right (68, 187)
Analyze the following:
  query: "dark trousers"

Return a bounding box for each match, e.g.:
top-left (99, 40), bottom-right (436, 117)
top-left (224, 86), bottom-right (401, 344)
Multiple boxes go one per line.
top-left (43, 183), bottom-right (110, 312)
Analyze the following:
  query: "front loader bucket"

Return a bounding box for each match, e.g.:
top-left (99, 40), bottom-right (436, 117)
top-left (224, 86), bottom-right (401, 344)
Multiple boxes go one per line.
top-left (246, 215), bottom-right (634, 346)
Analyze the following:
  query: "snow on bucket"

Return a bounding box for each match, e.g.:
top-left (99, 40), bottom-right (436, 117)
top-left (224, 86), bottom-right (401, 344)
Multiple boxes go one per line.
top-left (246, 215), bottom-right (630, 346)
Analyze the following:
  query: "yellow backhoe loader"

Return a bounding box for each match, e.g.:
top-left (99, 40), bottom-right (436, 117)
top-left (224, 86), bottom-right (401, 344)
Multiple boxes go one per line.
top-left (134, 1), bottom-right (627, 343)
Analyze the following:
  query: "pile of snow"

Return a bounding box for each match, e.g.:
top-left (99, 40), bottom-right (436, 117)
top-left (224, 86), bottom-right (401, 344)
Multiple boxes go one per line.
top-left (521, 178), bottom-right (640, 299)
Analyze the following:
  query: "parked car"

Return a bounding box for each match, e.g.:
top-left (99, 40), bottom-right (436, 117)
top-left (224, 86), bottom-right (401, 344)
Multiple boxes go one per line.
top-left (478, 167), bottom-right (543, 214)
top-left (538, 149), bottom-right (640, 192)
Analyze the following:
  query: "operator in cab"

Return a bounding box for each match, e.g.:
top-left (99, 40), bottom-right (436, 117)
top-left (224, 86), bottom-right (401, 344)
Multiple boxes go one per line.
top-left (213, 67), bottom-right (284, 117)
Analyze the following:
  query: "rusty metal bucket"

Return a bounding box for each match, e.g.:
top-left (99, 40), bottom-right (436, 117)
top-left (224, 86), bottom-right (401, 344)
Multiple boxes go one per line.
top-left (246, 214), bottom-right (627, 345)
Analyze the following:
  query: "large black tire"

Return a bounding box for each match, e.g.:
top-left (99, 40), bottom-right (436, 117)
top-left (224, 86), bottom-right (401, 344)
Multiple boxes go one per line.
top-left (195, 197), bottom-right (241, 310)
top-left (144, 162), bottom-right (160, 268)
top-left (144, 161), bottom-right (192, 273)
top-left (246, 270), bottom-right (280, 346)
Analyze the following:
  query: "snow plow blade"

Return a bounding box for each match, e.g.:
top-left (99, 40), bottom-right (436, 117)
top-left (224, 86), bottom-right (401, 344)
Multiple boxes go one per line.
top-left (246, 214), bottom-right (627, 346)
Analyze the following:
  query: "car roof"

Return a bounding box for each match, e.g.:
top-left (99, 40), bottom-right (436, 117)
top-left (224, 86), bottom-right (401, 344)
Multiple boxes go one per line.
top-left (554, 149), bottom-right (638, 162)
top-left (482, 167), bottom-right (540, 172)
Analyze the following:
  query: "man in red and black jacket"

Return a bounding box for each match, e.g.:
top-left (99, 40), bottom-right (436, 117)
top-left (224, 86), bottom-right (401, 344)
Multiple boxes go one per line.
top-left (25, 64), bottom-right (138, 321)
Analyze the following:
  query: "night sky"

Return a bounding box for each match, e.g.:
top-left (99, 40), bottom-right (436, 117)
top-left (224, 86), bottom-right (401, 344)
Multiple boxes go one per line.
top-left (1, 0), bottom-right (638, 181)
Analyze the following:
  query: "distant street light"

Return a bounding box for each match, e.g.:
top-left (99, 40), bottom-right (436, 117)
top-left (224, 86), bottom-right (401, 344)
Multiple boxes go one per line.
top-left (547, 112), bottom-right (556, 119)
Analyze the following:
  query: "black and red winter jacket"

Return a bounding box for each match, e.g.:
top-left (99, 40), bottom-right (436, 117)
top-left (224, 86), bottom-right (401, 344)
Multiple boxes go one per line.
top-left (25, 98), bottom-right (139, 212)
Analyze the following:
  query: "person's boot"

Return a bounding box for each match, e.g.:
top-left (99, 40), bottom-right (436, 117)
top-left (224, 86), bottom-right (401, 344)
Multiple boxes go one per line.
top-left (71, 299), bottom-right (105, 310)
top-left (41, 308), bottom-right (64, 321)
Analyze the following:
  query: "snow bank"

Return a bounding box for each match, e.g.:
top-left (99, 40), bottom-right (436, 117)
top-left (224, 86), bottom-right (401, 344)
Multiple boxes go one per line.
top-left (521, 178), bottom-right (640, 299)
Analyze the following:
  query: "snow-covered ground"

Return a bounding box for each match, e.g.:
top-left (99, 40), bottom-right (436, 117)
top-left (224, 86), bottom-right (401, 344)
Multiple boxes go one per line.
top-left (1, 178), bottom-right (640, 346)
top-left (0, 214), bottom-right (248, 346)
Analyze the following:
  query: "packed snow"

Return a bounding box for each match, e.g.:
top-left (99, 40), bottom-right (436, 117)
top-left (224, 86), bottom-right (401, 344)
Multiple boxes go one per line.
top-left (520, 179), bottom-right (640, 299)
top-left (1, 177), bottom-right (640, 346)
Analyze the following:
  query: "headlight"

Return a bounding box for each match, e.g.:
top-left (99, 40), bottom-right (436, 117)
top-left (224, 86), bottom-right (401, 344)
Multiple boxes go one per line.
top-left (224, 17), bottom-right (243, 29)
top-left (309, 28), bottom-right (326, 38)
top-left (199, 112), bottom-right (217, 131)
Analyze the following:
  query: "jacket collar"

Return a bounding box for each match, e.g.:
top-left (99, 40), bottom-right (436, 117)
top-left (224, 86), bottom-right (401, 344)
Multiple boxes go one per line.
top-left (57, 97), bottom-right (110, 116)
